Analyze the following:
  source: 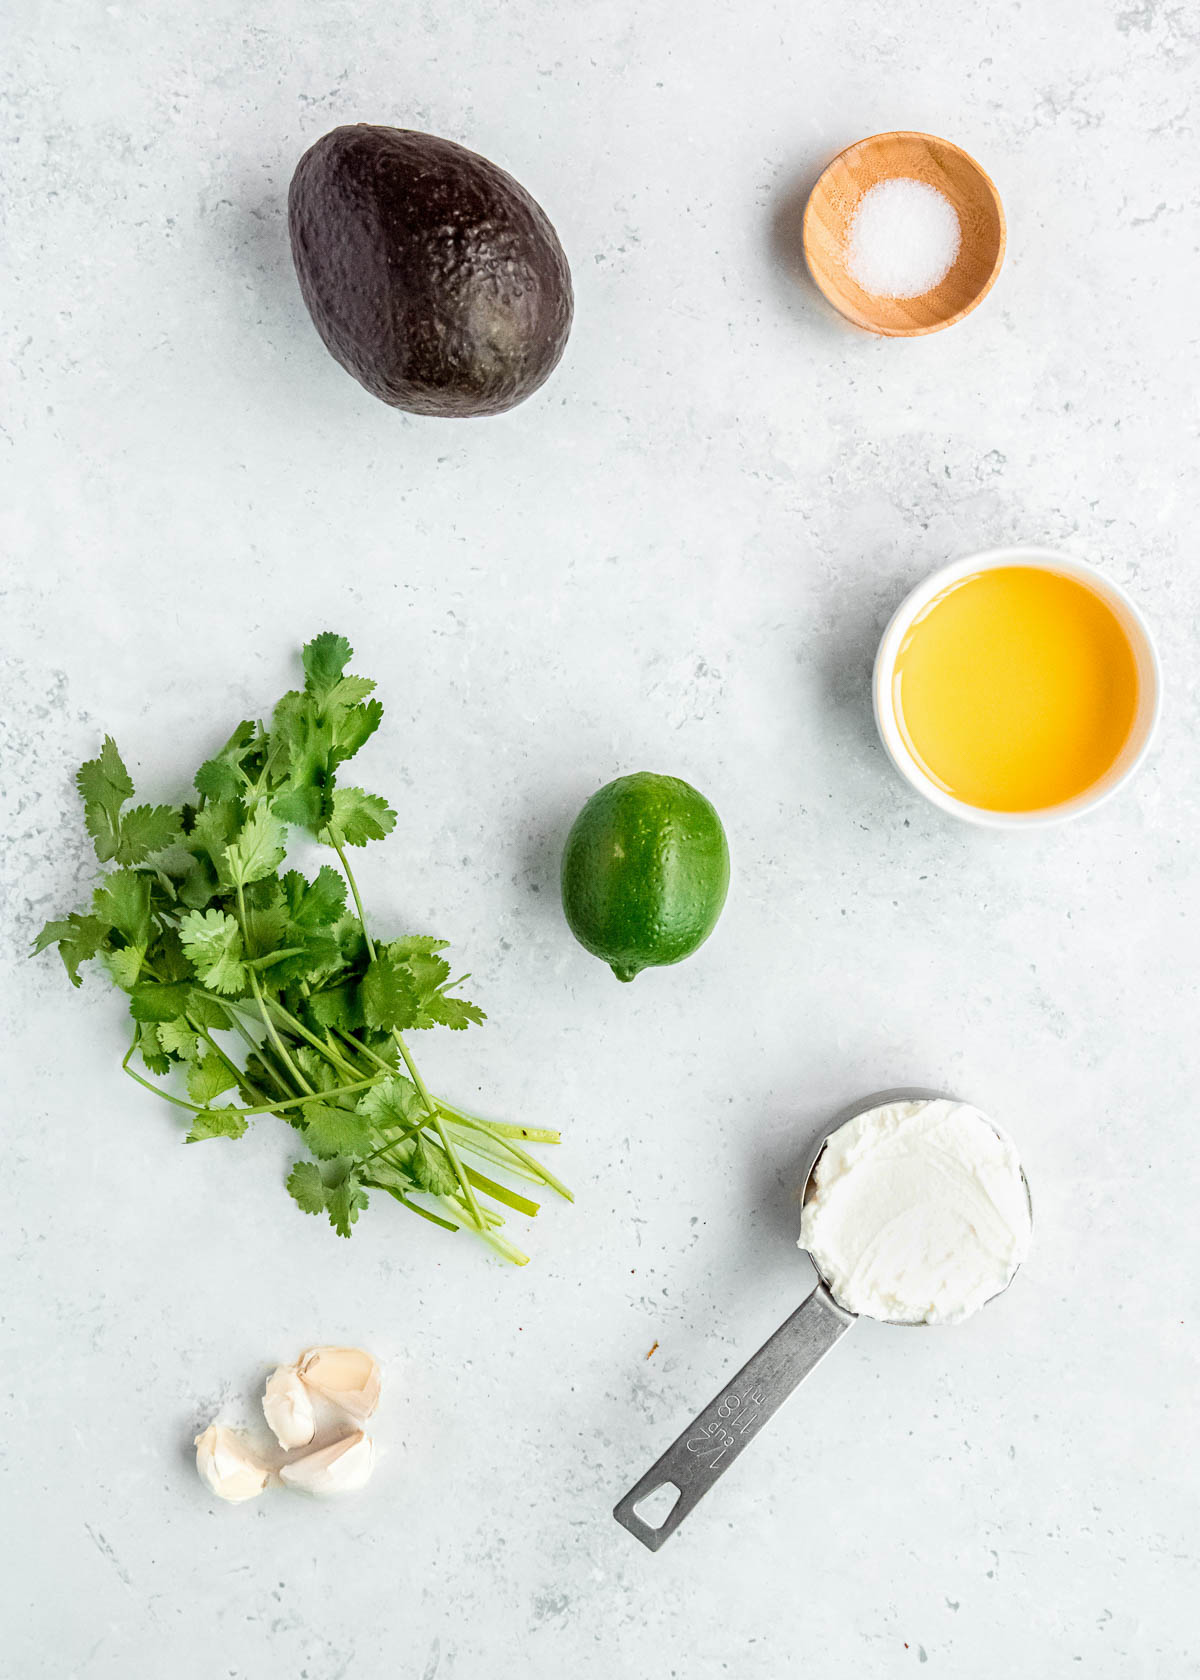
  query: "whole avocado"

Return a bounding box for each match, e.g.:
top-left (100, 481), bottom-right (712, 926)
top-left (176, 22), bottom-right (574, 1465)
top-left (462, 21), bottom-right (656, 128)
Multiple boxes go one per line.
top-left (288, 124), bottom-right (573, 418)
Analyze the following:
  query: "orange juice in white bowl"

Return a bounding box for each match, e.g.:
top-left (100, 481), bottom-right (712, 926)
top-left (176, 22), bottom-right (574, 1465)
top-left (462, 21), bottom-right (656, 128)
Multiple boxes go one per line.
top-left (873, 547), bottom-right (1160, 827)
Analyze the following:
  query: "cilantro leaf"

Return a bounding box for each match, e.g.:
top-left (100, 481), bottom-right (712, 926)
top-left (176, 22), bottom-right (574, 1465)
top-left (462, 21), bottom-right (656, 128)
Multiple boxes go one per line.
top-left (324, 674), bottom-right (376, 712)
top-left (282, 867), bottom-right (346, 928)
top-left (332, 914), bottom-right (369, 968)
top-left (137, 1022), bottom-right (170, 1075)
top-left (286, 1157), bottom-right (368, 1237)
top-left (301, 633), bottom-right (354, 704)
top-left (292, 1041), bottom-right (342, 1095)
top-left (31, 916), bottom-right (86, 958)
top-left (307, 982), bottom-right (364, 1034)
top-left (408, 1135), bottom-right (458, 1197)
top-left (185, 990), bottom-right (231, 1031)
top-left (386, 936), bottom-right (450, 960)
top-left (187, 800), bottom-right (242, 886)
top-left (225, 804), bottom-right (287, 886)
top-left (92, 870), bottom-right (152, 945)
top-left (325, 1169), bottom-right (369, 1237)
top-left (259, 926), bottom-right (342, 989)
top-left (330, 697), bottom-right (383, 763)
top-left (301, 1103), bottom-right (373, 1160)
top-left (328, 786), bottom-right (396, 846)
top-left (270, 690), bottom-right (334, 795)
top-left (186, 1108), bottom-right (248, 1143)
top-left (33, 913), bottom-right (107, 986)
top-left (174, 852), bottom-right (218, 909)
top-left (179, 909), bottom-right (248, 995)
top-left (360, 955), bottom-right (419, 1032)
top-left (384, 945), bottom-right (485, 1030)
top-left (129, 980), bottom-right (195, 1022)
top-left (273, 784), bottom-right (331, 830)
top-left (102, 944), bottom-right (146, 990)
top-left (114, 803), bottom-right (180, 865)
top-left (77, 735), bottom-right (134, 807)
top-left (243, 873), bottom-right (284, 910)
top-left (187, 1053), bottom-right (240, 1106)
top-left (357, 1073), bottom-right (423, 1130)
top-left (422, 992), bottom-right (487, 1031)
top-left (74, 739), bottom-right (178, 865)
top-left (193, 761), bottom-right (242, 802)
top-left (404, 950), bottom-right (453, 997)
top-left (236, 890), bottom-right (342, 987)
top-left (157, 1019), bottom-right (200, 1060)
top-left (241, 1051), bottom-right (280, 1095)
top-left (76, 737), bottom-right (134, 862)
top-left (194, 721), bottom-right (257, 801)
top-left (153, 927), bottom-right (195, 983)
top-left (241, 902), bottom-right (289, 956)
top-left (286, 1160), bottom-right (328, 1214)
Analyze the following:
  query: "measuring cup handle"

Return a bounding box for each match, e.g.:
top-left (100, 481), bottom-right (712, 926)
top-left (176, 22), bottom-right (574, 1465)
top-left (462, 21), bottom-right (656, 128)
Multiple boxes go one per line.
top-left (613, 1283), bottom-right (856, 1551)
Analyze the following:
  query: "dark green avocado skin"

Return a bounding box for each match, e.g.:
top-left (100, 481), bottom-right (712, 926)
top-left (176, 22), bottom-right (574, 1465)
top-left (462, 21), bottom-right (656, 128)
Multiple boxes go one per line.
top-left (288, 124), bottom-right (573, 418)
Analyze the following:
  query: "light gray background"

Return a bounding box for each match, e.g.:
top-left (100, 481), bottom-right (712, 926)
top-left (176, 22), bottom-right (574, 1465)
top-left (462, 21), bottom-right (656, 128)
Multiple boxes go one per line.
top-left (2, 2), bottom-right (1197, 1675)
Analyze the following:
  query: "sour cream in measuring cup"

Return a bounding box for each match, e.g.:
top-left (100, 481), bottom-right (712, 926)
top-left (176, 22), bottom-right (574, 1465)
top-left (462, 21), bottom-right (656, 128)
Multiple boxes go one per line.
top-left (799, 1097), bottom-right (1032, 1325)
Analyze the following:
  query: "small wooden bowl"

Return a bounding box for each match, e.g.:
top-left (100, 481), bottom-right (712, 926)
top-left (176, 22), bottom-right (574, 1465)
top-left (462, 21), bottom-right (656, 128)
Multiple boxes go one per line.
top-left (802, 132), bottom-right (1005, 336)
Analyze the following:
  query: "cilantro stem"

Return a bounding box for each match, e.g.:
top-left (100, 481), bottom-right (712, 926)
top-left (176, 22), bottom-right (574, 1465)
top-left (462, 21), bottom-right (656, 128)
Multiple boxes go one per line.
top-left (189, 1020), bottom-right (268, 1103)
top-left (445, 1113), bottom-right (573, 1202)
top-left (239, 1076), bottom-right (380, 1117)
top-left (248, 966), bottom-right (314, 1095)
top-left (441, 1122), bottom-right (549, 1185)
top-left (332, 1032), bottom-right (567, 1205)
top-left (461, 1164), bottom-right (540, 1218)
top-left (120, 1032), bottom-right (379, 1122)
top-left (328, 834), bottom-right (375, 957)
top-left (121, 1039), bottom-right (203, 1111)
top-left (246, 946), bottom-right (308, 971)
top-left (357, 1110), bottom-right (437, 1170)
top-left (366, 1181), bottom-right (461, 1232)
top-left (261, 997), bottom-right (360, 1080)
top-left (436, 1100), bottom-right (562, 1145)
top-left (442, 1197), bottom-right (529, 1265)
top-left (223, 1011), bottom-right (293, 1098)
top-left (233, 875), bottom-right (314, 1096)
top-left (332, 1027), bottom-right (393, 1073)
top-left (326, 834), bottom-right (492, 1235)
top-left (391, 1034), bottom-right (490, 1231)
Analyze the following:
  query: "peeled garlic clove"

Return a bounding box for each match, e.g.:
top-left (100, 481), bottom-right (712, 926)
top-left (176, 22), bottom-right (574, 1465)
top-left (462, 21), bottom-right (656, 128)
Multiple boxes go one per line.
top-left (278, 1430), bottom-right (375, 1496)
top-left (296, 1346), bottom-right (381, 1422)
top-left (262, 1365), bottom-right (316, 1450)
top-left (194, 1424), bottom-right (269, 1504)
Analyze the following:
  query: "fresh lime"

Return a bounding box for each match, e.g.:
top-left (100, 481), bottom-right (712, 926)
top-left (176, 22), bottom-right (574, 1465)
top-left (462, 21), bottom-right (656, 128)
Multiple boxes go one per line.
top-left (560, 772), bottom-right (730, 982)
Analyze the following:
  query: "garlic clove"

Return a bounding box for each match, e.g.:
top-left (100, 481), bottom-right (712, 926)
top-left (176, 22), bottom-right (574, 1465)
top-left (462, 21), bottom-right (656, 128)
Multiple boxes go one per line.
top-left (278, 1430), bottom-right (375, 1496)
top-left (194, 1424), bottom-right (269, 1503)
top-left (295, 1346), bottom-right (381, 1422)
top-left (262, 1364), bottom-right (316, 1450)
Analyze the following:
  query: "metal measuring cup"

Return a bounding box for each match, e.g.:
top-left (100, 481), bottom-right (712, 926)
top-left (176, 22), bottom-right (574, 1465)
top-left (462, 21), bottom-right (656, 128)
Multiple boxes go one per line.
top-left (613, 1088), bottom-right (1032, 1551)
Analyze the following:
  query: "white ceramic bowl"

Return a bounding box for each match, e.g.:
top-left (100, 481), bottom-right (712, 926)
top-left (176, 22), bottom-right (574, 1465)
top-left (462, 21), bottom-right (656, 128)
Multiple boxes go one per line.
top-left (873, 546), bottom-right (1161, 828)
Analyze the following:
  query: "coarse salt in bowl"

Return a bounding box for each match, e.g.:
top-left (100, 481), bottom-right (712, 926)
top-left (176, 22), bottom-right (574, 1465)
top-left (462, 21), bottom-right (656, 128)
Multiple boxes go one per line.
top-left (801, 132), bottom-right (1006, 335)
top-left (846, 178), bottom-right (961, 299)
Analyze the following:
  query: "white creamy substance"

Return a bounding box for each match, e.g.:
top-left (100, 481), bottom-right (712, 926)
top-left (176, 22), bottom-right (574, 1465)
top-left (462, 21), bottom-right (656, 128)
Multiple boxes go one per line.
top-left (799, 1099), bottom-right (1031, 1325)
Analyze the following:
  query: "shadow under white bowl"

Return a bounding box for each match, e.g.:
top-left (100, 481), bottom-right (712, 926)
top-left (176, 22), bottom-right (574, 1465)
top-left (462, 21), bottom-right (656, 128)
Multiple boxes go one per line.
top-left (873, 546), bottom-right (1161, 828)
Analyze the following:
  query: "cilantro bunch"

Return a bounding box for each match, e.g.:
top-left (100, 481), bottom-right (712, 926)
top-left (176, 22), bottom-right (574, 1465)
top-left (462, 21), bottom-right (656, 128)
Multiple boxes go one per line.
top-left (34, 634), bottom-right (569, 1262)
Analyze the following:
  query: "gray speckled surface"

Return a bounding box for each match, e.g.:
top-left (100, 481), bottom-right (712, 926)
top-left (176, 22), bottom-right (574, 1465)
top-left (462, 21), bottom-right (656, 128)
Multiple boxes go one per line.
top-left (2, 2), bottom-right (1198, 1675)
